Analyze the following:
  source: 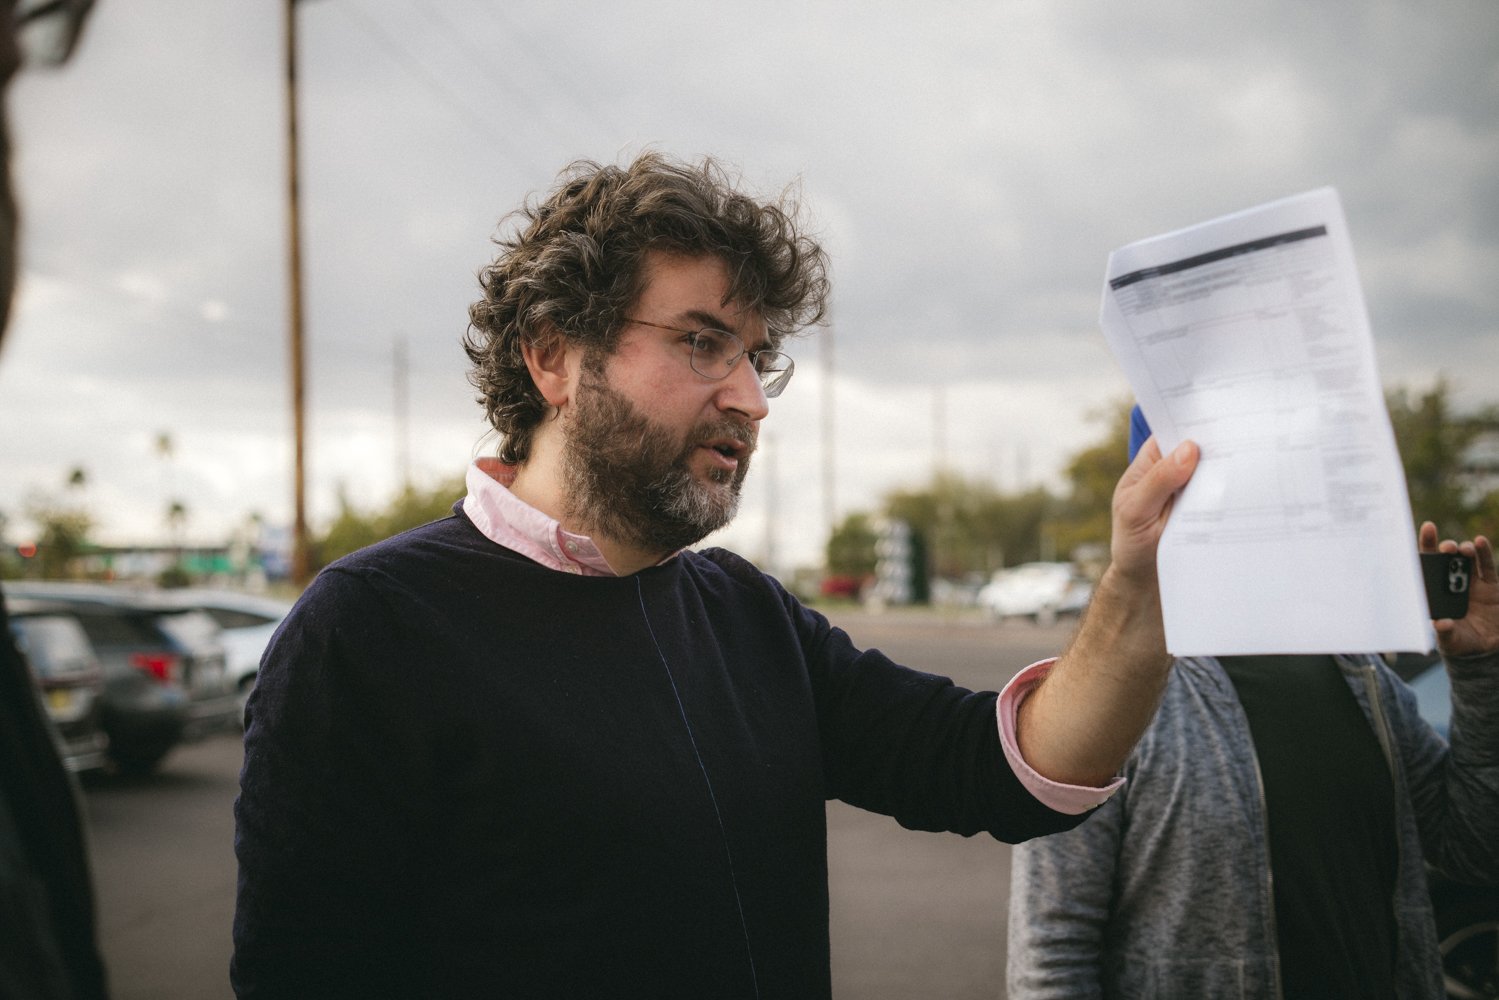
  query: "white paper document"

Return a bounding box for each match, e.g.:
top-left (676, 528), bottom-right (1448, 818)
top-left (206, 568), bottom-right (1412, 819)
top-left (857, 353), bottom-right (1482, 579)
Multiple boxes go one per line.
top-left (1099, 187), bottom-right (1430, 655)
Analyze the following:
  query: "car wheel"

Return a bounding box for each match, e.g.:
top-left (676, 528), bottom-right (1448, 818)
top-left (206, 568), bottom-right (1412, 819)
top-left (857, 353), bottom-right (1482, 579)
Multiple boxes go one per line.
top-left (1439, 895), bottom-right (1499, 999)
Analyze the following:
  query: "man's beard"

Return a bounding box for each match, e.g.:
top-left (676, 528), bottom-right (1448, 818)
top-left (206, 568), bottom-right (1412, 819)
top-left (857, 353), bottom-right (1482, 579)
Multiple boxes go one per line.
top-left (561, 371), bottom-right (755, 555)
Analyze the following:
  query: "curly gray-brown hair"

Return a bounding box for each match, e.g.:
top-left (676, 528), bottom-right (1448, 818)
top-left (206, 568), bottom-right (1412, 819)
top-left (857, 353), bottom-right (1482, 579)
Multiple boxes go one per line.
top-left (464, 152), bottom-right (830, 465)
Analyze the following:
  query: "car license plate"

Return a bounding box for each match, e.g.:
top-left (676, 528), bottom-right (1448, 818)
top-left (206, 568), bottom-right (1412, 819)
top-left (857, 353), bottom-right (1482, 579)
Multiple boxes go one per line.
top-left (46, 688), bottom-right (84, 721)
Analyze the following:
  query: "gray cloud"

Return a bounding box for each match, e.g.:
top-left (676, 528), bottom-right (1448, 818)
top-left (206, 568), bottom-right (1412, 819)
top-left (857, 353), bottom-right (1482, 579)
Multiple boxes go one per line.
top-left (1, 0), bottom-right (1494, 566)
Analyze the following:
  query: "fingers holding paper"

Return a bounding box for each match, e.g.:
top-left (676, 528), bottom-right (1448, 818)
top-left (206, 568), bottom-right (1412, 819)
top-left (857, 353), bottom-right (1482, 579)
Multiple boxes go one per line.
top-left (1419, 521), bottom-right (1499, 658)
top-left (1110, 436), bottom-right (1200, 583)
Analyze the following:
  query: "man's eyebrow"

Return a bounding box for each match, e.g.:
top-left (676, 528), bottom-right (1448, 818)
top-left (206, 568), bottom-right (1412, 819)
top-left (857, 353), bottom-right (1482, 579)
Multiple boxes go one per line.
top-left (679, 308), bottom-right (732, 331)
top-left (679, 307), bottom-right (769, 349)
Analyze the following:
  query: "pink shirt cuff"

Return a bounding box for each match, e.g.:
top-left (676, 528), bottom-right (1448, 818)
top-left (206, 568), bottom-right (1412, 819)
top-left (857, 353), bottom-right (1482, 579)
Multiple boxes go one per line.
top-left (997, 658), bottom-right (1124, 815)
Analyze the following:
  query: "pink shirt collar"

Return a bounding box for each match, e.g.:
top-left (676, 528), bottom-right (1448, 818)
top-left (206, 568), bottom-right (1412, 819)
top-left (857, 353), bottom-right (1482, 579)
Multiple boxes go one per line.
top-left (461, 458), bottom-right (619, 576)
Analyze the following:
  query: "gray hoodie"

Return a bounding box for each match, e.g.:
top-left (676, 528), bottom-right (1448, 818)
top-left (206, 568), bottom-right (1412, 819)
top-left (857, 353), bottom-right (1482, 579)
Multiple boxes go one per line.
top-left (1007, 652), bottom-right (1499, 999)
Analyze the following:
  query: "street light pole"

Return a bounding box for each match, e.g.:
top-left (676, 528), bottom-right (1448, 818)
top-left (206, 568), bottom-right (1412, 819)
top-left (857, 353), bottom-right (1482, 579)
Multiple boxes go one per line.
top-left (821, 324), bottom-right (835, 564)
top-left (284, 0), bottom-right (310, 586)
top-left (394, 333), bottom-right (410, 491)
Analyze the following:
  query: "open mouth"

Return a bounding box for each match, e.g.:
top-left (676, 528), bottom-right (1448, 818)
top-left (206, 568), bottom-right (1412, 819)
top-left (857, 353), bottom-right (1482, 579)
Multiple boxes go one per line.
top-left (695, 432), bottom-right (753, 471)
top-left (699, 442), bottom-right (741, 468)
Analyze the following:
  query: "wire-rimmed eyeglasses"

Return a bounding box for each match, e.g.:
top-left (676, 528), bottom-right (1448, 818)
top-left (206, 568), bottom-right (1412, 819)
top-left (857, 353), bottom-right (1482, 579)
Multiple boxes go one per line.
top-left (625, 318), bottom-right (795, 398)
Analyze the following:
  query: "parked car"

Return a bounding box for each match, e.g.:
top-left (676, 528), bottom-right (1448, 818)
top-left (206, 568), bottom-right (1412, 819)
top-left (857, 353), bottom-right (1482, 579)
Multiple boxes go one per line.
top-left (154, 589), bottom-right (291, 721)
top-left (5, 600), bottom-right (110, 773)
top-left (3, 586), bottom-right (188, 772)
top-left (1399, 649), bottom-right (1499, 999)
top-left (976, 562), bottom-right (1093, 625)
top-left (1, 582), bottom-right (240, 772)
top-left (147, 605), bottom-right (246, 737)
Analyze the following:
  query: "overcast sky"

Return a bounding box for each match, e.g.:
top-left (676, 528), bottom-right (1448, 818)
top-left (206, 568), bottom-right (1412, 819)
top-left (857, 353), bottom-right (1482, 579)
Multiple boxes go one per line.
top-left (1, 0), bottom-right (1495, 572)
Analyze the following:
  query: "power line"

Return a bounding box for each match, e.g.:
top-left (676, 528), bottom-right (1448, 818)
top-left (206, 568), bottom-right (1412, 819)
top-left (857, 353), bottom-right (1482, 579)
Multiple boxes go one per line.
top-left (445, 0), bottom-right (626, 140)
top-left (403, 0), bottom-right (615, 154)
top-left (326, 0), bottom-right (550, 178)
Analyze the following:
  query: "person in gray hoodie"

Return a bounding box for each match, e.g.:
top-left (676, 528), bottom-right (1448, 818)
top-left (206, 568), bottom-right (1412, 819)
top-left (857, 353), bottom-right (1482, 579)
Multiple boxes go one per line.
top-left (1006, 410), bottom-right (1499, 999)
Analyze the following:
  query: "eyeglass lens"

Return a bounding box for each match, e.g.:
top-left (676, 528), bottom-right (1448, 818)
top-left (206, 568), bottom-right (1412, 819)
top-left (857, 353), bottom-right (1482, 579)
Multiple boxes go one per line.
top-left (690, 329), bottom-right (794, 397)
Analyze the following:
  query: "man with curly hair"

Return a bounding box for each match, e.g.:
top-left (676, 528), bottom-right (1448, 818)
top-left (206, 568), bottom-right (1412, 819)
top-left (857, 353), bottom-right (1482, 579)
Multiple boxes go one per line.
top-left (233, 152), bottom-right (1200, 999)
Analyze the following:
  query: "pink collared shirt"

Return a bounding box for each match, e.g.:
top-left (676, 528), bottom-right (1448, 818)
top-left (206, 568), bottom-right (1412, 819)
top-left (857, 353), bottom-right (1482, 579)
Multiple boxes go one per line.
top-left (461, 458), bottom-right (1119, 815)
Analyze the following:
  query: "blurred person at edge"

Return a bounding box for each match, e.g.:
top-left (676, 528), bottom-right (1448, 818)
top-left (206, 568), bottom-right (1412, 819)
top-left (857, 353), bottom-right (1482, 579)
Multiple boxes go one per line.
top-left (232, 152), bottom-right (1201, 999)
top-left (0, 2), bottom-right (109, 999)
top-left (1006, 406), bottom-right (1499, 999)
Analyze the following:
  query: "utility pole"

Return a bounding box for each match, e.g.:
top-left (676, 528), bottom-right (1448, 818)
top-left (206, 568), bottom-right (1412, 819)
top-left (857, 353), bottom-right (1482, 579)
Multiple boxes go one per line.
top-left (932, 383), bottom-right (947, 476)
top-left (394, 334), bottom-right (410, 491)
top-left (820, 325), bottom-right (835, 564)
top-left (284, 0), bottom-right (311, 586)
top-left (932, 383), bottom-right (950, 582)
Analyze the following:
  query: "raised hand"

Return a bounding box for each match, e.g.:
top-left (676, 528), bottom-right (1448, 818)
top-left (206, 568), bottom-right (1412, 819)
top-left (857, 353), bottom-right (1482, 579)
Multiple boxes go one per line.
top-left (1419, 521), bottom-right (1499, 658)
top-left (1109, 437), bottom-right (1199, 583)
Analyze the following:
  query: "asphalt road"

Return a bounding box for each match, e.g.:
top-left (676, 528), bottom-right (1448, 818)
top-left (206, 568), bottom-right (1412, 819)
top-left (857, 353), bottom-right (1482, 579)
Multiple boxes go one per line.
top-left (79, 607), bottom-right (1069, 1000)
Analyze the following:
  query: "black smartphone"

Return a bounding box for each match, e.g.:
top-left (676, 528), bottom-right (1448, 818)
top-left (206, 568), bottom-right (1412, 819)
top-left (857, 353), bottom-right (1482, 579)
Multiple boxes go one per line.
top-left (1421, 551), bottom-right (1474, 620)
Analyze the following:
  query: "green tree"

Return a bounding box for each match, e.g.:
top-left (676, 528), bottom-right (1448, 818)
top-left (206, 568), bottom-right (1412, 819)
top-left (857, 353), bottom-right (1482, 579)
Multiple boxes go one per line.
top-left (159, 499), bottom-right (190, 587)
top-left (1387, 380), bottom-right (1499, 538)
top-left (989, 487), bottom-right (1057, 567)
top-left (317, 493), bottom-right (383, 567)
top-left (0, 508), bottom-right (16, 580)
top-left (166, 499), bottom-right (188, 540)
top-left (313, 475), bottom-right (466, 569)
top-left (19, 467), bottom-right (99, 580)
top-left (825, 512), bottom-right (879, 578)
top-left (883, 473), bottom-right (1057, 579)
top-left (382, 479), bottom-right (467, 534)
top-left (1051, 399), bottom-right (1133, 561)
top-left (24, 498), bottom-right (93, 580)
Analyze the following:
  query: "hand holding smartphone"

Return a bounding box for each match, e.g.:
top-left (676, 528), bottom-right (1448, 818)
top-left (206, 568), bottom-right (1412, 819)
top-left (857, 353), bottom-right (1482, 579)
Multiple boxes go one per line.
top-left (1421, 551), bottom-right (1474, 620)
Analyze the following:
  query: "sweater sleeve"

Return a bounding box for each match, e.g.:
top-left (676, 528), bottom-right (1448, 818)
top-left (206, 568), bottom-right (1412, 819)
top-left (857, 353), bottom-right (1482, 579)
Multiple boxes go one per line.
top-left (231, 569), bottom-right (435, 998)
top-left (783, 587), bottom-right (1087, 843)
top-left (1006, 794), bottom-right (1120, 999)
top-left (1398, 650), bottom-right (1499, 886)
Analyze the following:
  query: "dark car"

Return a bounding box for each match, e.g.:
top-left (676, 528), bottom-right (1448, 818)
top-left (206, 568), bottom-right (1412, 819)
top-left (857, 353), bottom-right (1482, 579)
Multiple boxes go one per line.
top-left (5, 601), bottom-right (110, 773)
top-left (153, 606), bottom-right (244, 732)
top-left (1396, 650), bottom-right (1499, 999)
top-left (2, 583), bottom-right (241, 772)
top-left (4, 586), bottom-right (190, 773)
top-left (153, 588), bottom-right (291, 722)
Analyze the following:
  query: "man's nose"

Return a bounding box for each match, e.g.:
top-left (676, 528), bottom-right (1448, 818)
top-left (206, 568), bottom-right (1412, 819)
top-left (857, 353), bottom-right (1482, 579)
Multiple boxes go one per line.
top-left (716, 356), bottom-right (770, 422)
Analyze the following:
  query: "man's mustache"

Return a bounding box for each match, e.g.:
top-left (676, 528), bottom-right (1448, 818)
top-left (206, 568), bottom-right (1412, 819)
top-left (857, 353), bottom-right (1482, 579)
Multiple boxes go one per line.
top-left (685, 419), bottom-right (757, 457)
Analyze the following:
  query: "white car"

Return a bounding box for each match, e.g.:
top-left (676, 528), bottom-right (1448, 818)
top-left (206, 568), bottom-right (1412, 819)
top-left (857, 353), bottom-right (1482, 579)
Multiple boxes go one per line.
top-left (977, 562), bottom-right (1093, 626)
top-left (154, 589), bottom-right (292, 721)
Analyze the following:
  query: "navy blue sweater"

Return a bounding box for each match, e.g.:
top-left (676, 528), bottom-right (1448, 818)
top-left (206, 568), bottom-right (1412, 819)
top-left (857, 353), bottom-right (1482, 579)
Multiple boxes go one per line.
top-left (232, 511), bottom-right (1078, 998)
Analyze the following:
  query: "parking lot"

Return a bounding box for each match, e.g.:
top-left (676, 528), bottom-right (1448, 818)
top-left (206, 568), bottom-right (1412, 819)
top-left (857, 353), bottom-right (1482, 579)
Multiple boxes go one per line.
top-left (79, 607), bottom-right (1064, 999)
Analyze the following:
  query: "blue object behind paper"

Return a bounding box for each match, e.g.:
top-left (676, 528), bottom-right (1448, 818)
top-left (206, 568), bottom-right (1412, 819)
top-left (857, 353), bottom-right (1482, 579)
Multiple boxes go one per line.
top-left (1128, 405), bottom-right (1151, 462)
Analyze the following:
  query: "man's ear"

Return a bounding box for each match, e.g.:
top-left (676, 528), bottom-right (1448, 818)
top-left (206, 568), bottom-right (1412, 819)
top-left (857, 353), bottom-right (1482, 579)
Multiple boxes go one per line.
top-left (520, 326), bottom-right (577, 408)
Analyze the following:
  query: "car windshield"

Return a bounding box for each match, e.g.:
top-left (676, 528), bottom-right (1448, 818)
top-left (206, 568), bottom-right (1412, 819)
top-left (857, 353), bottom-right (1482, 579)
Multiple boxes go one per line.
top-left (154, 610), bottom-right (222, 648)
top-left (10, 616), bottom-right (96, 677)
top-left (72, 610), bottom-right (165, 649)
